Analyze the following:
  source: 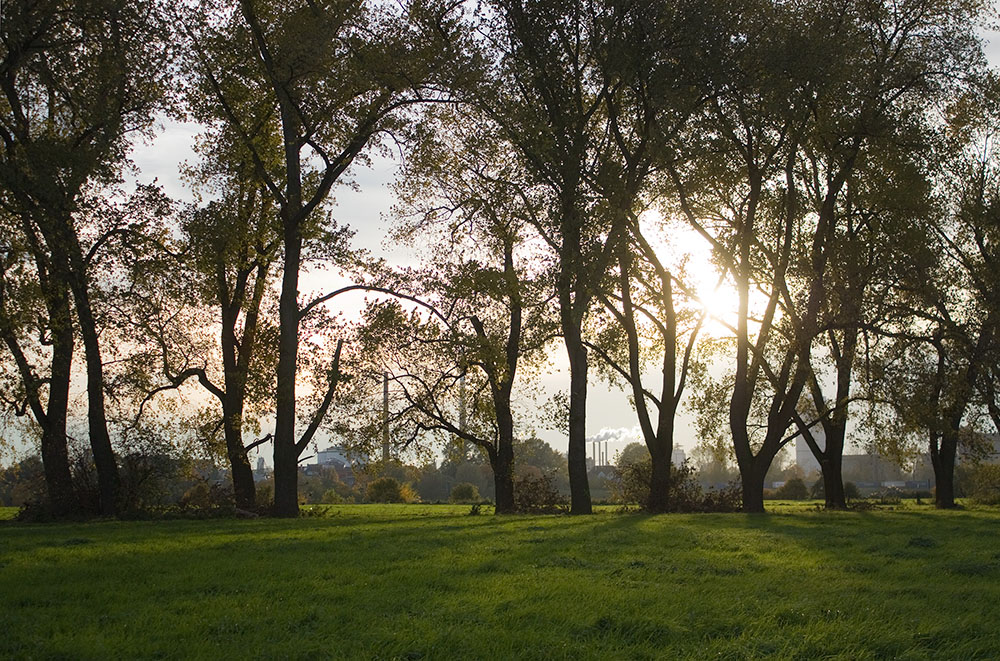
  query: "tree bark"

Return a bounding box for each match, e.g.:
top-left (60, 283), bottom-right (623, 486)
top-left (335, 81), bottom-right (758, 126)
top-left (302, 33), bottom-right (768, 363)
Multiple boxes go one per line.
top-left (40, 287), bottom-right (76, 515)
top-left (1, 286), bottom-right (76, 515)
top-left (821, 455), bottom-right (847, 509)
top-left (45, 221), bottom-right (121, 515)
top-left (741, 459), bottom-right (767, 513)
top-left (493, 440), bottom-right (515, 514)
top-left (272, 216), bottom-right (302, 517)
top-left (565, 332), bottom-right (592, 514)
top-left (647, 451), bottom-right (672, 513)
top-left (218, 264), bottom-right (264, 511)
top-left (932, 430), bottom-right (958, 509)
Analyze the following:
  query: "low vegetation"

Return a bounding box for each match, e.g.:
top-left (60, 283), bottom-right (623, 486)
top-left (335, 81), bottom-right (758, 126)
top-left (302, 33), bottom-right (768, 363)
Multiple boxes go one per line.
top-left (2, 504), bottom-right (999, 658)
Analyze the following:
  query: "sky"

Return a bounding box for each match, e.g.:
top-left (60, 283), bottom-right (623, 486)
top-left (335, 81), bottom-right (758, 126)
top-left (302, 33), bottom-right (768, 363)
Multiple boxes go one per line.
top-left (10, 25), bottom-right (994, 468)
top-left (129, 126), bottom-right (670, 464)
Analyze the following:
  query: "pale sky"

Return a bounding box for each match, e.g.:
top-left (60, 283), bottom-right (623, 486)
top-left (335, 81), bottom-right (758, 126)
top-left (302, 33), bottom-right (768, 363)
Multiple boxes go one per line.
top-left (4, 27), bottom-right (996, 467)
top-left (123, 26), bottom-right (1000, 466)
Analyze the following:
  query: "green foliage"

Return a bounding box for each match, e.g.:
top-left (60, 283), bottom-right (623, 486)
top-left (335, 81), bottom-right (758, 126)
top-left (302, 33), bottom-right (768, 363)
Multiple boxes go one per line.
top-left (0, 456), bottom-right (45, 507)
top-left (614, 459), bottom-right (742, 513)
top-left (449, 482), bottom-right (480, 504)
top-left (178, 483), bottom-right (235, 513)
top-left (615, 442), bottom-right (649, 467)
top-left (321, 489), bottom-right (347, 505)
top-left (968, 464), bottom-right (1000, 505)
top-left (365, 477), bottom-right (418, 504)
top-left (513, 472), bottom-right (568, 514)
top-left (775, 478), bottom-right (809, 501)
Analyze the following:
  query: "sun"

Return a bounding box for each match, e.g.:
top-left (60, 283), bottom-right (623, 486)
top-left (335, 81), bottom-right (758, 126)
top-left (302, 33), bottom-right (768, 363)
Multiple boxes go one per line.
top-left (638, 210), bottom-right (741, 339)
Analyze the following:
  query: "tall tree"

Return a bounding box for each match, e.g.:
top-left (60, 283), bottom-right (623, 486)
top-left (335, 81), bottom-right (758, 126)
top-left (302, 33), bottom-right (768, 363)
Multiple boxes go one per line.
top-left (0, 209), bottom-right (75, 514)
top-left (0, 0), bottom-right (173, 513)
top-left (585, 0), bottom-right (722, 512)
top-left (354, 104), bottom-right (555, 513)
top-left (471, 0), bottom-right (627, 514)
top-left (868, 79), bottom-right (1000, 507)
top-left (182, 0), bottom-right (463, 515)
top-left (121, 135), bottom-right (281, 511)
top-left (676, 0), bottom-right (985, 511)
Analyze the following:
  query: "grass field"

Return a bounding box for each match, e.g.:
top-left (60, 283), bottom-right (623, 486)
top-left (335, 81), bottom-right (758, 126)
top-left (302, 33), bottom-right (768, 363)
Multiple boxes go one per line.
top-left (2, 503), bottom-right (999, 659)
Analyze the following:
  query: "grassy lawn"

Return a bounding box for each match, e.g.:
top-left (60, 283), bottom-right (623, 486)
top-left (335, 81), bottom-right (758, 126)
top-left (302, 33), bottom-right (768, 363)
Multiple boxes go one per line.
top-left (2, 504), bottom-right (999, 659)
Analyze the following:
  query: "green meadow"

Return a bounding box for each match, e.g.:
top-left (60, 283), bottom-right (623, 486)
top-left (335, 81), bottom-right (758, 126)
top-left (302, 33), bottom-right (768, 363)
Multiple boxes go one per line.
top-left (2, 504), bottom-right (999, 659)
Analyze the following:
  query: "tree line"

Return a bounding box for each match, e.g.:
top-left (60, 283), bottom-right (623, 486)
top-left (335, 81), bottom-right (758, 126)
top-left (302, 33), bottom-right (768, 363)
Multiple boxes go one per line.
top-left (1, 0), bottom-right (998, 518)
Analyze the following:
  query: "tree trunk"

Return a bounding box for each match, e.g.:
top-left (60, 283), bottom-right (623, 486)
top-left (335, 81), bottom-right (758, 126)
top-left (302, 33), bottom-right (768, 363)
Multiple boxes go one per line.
top-left (821, 422), bottom-right (848, 509)
top-left (494, 398), bottom-right (516, 514)
top-left (50, 225), bottom-right (121, 515)
top-left (493, 454), bottom-right (515, 514)
top-left (224, 418), bottom-right (257, 510)
top-left (647, 450), bottom-right (671, 513)
top-left (40, 289), bottom-right (76, 515)
top-left (272, 221), bottom-right (302, 517)
top-left (932, 430), bottom-right (958, 509)
top-left (220, 295), bottom-right (258, 511)
top-left (821, 456), bottom-right (847, 509)
top-left (741, 460), bottom-right (767, 513)
top-left (565, 332), bottom-right (592, 514)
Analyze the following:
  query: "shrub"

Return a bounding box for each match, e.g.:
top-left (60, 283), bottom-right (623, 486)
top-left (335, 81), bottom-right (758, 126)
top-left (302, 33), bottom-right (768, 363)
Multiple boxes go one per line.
top-left (968, 464), bottom-right (1000, 505)
top-left (809, 479), bottom-right (860, 502)
top-left (321, 489), bottom-right (346, 504)
top-left (514, 472), bottom-right (567, 513)
top-left (366, 477), bottom-right (419, 503)
top-left (399, 482), bottom-right (420, 503)
top-left (613, 459), bottom-right (741, 513)
top-left (873, 487), bottom-right (902, 505)
top-left (179, 482), bottom-right (235, 513)
top-left (449, 482), bottom-right (480, 504)
top-left (774, 478), bottom-right (809, 500)
top-left (366, 477), bottom-right (405, 503)
top-left (255, 483), bottom-right (273, 508)
top-left (810, 479), bottom-right (824, 499)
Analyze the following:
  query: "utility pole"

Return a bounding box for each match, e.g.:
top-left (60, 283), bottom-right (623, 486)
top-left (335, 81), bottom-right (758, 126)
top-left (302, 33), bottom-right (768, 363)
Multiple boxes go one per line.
top-left (382, 372), bottom-right (389, 461)
top-left (457, 353), bottom-right (467, 461)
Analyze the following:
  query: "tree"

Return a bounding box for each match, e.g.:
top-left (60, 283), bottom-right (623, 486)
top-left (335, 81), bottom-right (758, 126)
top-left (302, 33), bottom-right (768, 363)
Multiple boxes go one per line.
top-left (121, 124), bottom-right (283, 511)
top-left (867, 77), bottom-right (1000, 508)
top-left (0, 209), bottom-right (75, 513)
top-left (676, 0), bottom-right (985, 511)
top-left (615, 442), bottom-right (649, 467)
top-left (582, 0), bottom-right (723, 513)
top-left (353, 101), bottom-right (555, 514)
top-left (0, 0), bottom-right (173, 514)
top-left (467, 0), bottom-right (632, 514)
top-left (181, 0), bottom-right (463, 516)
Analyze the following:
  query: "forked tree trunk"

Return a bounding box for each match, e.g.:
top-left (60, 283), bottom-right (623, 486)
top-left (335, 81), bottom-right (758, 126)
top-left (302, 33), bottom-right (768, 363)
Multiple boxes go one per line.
top-left (52, 224), bottom-right (121, 515)
top-left (931, 430), bottom-right (958, 509)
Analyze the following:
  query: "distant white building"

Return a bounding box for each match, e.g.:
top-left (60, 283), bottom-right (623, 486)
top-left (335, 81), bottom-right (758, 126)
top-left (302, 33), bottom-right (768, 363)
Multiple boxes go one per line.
top-left (316, 446), bottom-right (352, 468)
top-left (672, 447), bottom-right (687, 466)
top-left (796, 432), bottom-right (823, 475)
